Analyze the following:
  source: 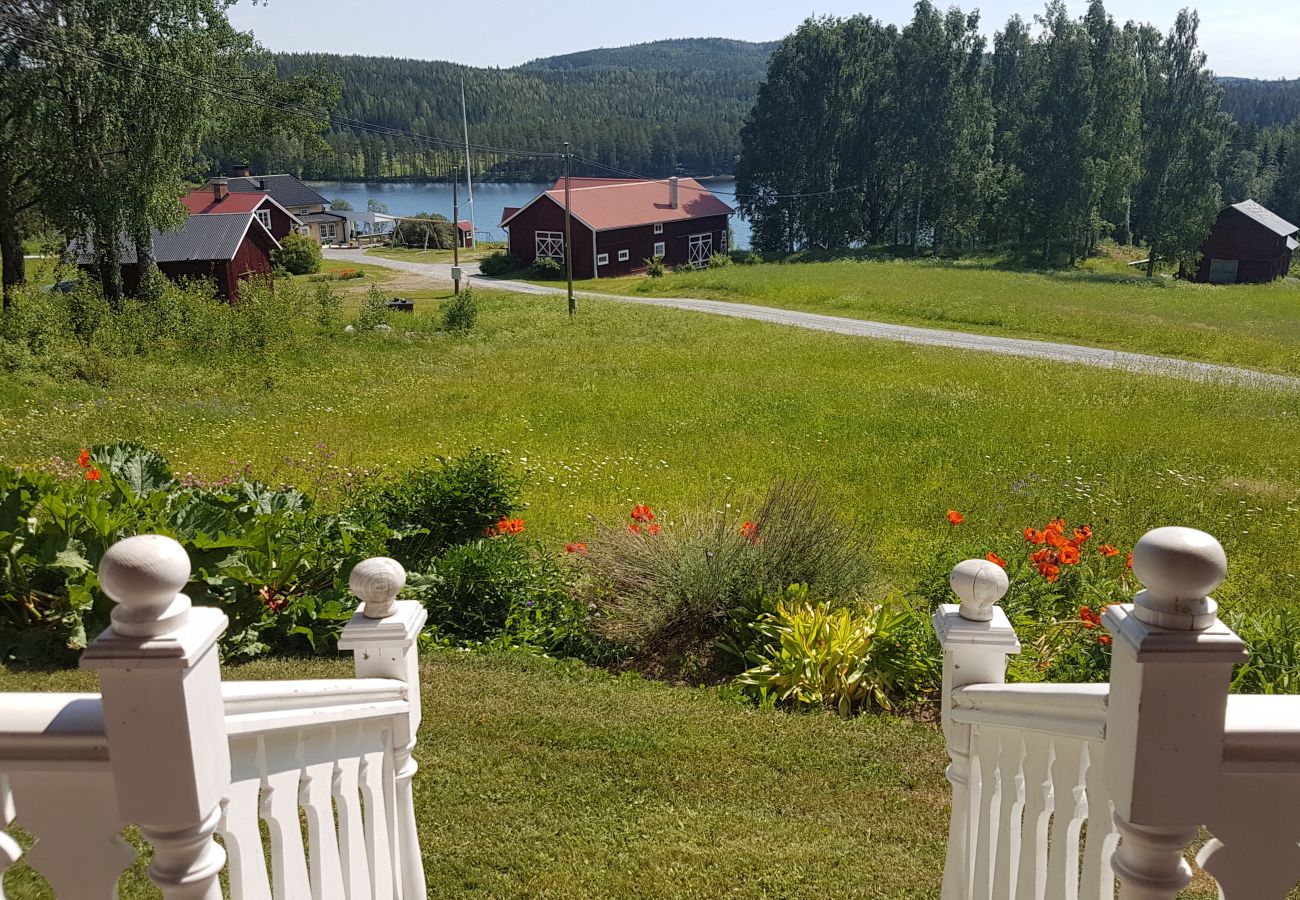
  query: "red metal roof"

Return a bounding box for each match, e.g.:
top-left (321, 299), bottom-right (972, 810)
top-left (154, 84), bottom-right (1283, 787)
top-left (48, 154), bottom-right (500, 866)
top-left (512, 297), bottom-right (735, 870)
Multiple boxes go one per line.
top-left (506, 178), bottom-right (733, 232)
top-left (181, 189), bottom-right (270, 215)
top-left (549, 177), bottom-right (642, 191)
top-left (456, 219), bottom-right (473, 232)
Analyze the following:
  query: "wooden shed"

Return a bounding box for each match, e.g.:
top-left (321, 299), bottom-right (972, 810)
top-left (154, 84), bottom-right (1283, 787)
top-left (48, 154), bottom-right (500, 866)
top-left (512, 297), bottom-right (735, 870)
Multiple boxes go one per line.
top-left (500, 177), bottom-right (733, 278)
top-left (1192, 200), bottom-right (1297, 284)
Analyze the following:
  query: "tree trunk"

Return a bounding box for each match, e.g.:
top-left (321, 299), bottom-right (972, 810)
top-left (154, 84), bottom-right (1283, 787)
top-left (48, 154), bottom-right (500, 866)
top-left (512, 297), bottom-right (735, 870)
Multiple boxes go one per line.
top-left (96, 236), bottom-right (123, 308)
top-left (911, 188), bottom-right (922, 255)
top-left (134, 227), bottom-right (159, 301)
top-left (0, 215), bottom-right (24, 311)
top-left (1145, 246), bottom-right (1157, 279)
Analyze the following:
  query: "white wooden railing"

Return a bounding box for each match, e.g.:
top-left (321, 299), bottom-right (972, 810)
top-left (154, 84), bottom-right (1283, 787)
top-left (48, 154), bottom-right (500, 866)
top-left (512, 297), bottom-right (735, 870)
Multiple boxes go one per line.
top-left (0, 535), bottom-right (428, 899)
top-left (936, 526), bottom-right (1300, 899)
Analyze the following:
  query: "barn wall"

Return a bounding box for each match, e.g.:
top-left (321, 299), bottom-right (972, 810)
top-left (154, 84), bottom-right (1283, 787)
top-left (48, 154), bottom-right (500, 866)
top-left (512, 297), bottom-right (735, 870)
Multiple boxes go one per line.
top-left (505, 196), bottom-right (595, 277)
top-left (263, 204), bottom-right (296, 240)
top-left (1194, 209), bottom-right (1290, 283)
top-left (595, 215), bottom-right (731, 277)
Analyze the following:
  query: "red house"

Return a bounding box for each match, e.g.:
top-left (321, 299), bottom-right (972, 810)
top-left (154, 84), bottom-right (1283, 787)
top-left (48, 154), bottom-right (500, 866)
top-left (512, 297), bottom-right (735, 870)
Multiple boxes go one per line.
top-left (74, 212), bottom-right (279, 302)
top-left (182, 178), bottom-right (302, 241)
top-left (1192, 200), bottom-right (1297, 284)
top-left (500, 176), bottom-right (733, 278)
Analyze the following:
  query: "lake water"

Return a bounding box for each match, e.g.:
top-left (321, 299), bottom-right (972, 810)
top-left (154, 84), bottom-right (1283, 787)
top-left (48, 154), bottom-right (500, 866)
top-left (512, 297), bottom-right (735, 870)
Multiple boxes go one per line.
top-left (306, 178), bottom-right (751, 248)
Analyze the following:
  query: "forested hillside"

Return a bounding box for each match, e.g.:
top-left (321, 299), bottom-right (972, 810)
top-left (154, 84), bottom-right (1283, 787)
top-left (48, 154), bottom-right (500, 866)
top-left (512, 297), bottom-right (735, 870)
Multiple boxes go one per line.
top-left (202, 39), bottom-right (772, 182)
top-left (1219, 77), bottom-right (1300, 128)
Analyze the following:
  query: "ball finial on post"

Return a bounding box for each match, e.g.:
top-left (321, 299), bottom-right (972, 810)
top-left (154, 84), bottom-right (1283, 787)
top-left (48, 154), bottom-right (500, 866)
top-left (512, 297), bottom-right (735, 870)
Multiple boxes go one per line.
top-left (98, 534), bottom-right (193, 638)
top-left (1130, 526), bottom-right (1226, 631)
top-left (949, 559), bottom-right (1010, 622)
top-left (349, 557), bottom-right (406, 619)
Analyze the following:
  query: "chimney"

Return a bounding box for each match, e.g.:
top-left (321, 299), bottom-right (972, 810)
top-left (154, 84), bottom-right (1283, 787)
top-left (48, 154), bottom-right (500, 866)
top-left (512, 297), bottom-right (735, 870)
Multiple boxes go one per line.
top-left (232, 163), bottom-right (250, 178)
top-left (212, 176), bottom-right (228, 202)
top-left (669, 176), bottom-right (679, 210)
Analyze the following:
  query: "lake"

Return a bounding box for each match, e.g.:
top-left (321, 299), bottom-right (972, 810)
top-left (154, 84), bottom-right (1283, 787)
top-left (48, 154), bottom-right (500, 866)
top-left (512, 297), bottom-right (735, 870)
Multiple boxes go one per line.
top-left (306, 178), bottom-right (752, 248)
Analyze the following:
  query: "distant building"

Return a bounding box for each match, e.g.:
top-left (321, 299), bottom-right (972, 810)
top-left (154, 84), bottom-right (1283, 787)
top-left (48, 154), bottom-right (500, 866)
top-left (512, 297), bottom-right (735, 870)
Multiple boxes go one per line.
top-left (339, 210), bottom-right (398, 239)
top-left (212, 166), bottom-right (348, 245)
top-left (499, 176), bottom-right (733, 278)
top-left (457, 219), bottom-right (474, 249)
top-left (181, 179), bottom-right (301, 241)
top-left (73, 210), bottom-right (278, 302)
top-left (1192, 200), bottom-right (1297, 284)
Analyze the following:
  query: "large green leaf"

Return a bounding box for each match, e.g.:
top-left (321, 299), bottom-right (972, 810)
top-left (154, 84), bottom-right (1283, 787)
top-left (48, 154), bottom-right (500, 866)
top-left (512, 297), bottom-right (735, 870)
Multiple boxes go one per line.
top-left (92, 441), bottom-right (175, 496)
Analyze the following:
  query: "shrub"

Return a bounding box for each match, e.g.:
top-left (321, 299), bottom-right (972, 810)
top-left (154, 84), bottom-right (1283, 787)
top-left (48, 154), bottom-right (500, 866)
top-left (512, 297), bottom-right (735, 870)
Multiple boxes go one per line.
top-left (707, 252), bottom-right (732, 268)
top-left (733, 585), bottom-right (931, 715)
top-left (335, 266), bottom-right (364, 280)
top-left (274, 233), bottom-right (321, 275)
top-left (644, 256), bottom-right (666, 277)
top-left (730, 250), bottom-right (762, 265)
top-left (440, 287), bottom-right (478, 332)
top-left (407, 535), bottom-right (585, 654)
top-left (313, 281), bottom-right (342, 331)
top-left (580, 480), bottom-right (870, 676)
top-left (351, 449), bottom-right (519, 571)
top-left (356, 284), bottom-right (392, 330)
top-left (531, 256), bottom-right (564, 279)
top-left (478, 251), bottom-right (521, 276)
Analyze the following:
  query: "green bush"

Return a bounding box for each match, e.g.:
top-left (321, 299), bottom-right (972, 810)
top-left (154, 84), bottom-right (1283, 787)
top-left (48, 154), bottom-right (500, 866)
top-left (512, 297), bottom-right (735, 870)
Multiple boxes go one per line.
top-left (407, 535), bottom-right (585, 654)
top-left (707, 252), bottom-right (732, 268)
top-left (0, 442), bottom-right (388, 666)
top-left (730, 250), bottom-right (762, 265)
top-left (581, 479), bottom-right (870, 676)
top-left (351, 449), bottom-right (519, 571)
top-left (531, 256), bottom-right (564, 279)
top-left (478, 251), bottom-right (521, 276)
top-left (732, 585), bottom-right (931, 715)
top-left (644, 256), bottom-right (666, 277)
top-left (274, 233), bottom-right (322, 275)
top-left (356, 284), bottom-right (392, 330)
top-left (440, 287), bottom-right (478, 332)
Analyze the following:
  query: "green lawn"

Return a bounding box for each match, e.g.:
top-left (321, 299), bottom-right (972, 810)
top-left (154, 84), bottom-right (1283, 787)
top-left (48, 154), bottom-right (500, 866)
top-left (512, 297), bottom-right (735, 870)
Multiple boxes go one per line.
top-left (368, 244), bottom-right (504, 265)
top-left (549, 258), bottom-right (1300, 376)
top-left (0, 290), bottom-right (1296, 624)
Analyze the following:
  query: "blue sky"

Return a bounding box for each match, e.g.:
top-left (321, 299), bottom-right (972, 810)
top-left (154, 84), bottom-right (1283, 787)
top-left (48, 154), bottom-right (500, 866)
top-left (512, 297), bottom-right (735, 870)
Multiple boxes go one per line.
top-left (230, 0), bottom-right (1296, 79)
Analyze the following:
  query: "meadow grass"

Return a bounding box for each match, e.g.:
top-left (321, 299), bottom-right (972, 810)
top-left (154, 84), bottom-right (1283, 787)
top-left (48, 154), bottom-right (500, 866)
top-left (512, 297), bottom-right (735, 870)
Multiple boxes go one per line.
top-left (0, 290), bottom-right (1296, 625)
top-left (368, 243), bottom-right (504, 265)
top-left (540, 257), bottom-right (1300, 376)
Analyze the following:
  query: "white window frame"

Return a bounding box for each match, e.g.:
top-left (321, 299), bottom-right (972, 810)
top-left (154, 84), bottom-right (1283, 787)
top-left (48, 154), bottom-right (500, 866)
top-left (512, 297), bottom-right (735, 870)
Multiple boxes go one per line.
top-left (535, 230), bottom-right (565, 261)
top-left (688, 233), bottom-right (713, 268)
top-left (618, 249), bottom-right (630, 262)
top-left (256, 209), bottom-right (272, 232)
top-left (719, 231), bottom-right (728, 253)
top-left (597, 253), bottom-right (609, 266)
top-left (654, 223), bottom-right (664, 235)
top-left (319, 222), bottom-right (338, 242)
top-left (653, 241), bottom-right (665, 258)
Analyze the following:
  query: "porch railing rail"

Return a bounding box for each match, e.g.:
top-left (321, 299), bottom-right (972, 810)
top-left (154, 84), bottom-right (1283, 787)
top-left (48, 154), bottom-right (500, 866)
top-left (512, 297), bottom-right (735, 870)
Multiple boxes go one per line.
top-left (935, 526), bottom-right (1300, 899)
top-left (0, 535), bottom-right (428, 900)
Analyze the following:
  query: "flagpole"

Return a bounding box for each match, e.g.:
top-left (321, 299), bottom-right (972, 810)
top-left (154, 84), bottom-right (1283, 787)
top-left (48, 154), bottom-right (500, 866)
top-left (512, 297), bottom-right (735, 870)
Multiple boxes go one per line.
top-left (461, 78), bottom-right (476, 245)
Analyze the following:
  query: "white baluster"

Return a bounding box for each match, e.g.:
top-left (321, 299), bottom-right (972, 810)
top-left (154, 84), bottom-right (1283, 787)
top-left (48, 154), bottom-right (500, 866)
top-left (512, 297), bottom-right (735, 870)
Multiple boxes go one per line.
top-left (332, 722), bottom-right (374, 900)
top-left (992, 729), bottom-right (1028, 898)
top-left (300, 725), bottom-right (347, 900)
top-left (1102, 527), bottom-right (1247, 900)
top-left (260, 731), bottom-right (311, 899)
top-left (1079, 740), bottom-right (1118, 900)
top-left (1045, 737), bottom-right (1086, 900)
top-left (359, 723), bottom-right (395, 900)
top-left (1014, 733), bottom-right (1055, 900)
top-left (339, 557), bottom-right (428, 900)
top-left (970, 726), bottom-right (1004, 899)
top-left (218, 735), bottom-right (273, 900)
top-left (933, 559), bottom-right (1019, 900)
top-left (0, 775), bottom-right (20, 899)
top-left (82, 534), bottom-right (232, 900)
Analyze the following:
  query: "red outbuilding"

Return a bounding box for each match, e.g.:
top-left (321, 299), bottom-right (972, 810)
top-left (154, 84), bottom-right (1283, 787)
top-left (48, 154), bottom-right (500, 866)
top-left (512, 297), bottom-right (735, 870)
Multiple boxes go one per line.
top-left (1192, 200), bottom-right (1297, 284)
top-left (500, 176), bottom-right (733, 278)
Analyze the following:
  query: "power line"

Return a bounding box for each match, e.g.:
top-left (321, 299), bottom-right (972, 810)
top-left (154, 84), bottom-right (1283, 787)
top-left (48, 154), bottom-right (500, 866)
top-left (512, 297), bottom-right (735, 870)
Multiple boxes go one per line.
top-left (572, 154), bottom-right (870, 203)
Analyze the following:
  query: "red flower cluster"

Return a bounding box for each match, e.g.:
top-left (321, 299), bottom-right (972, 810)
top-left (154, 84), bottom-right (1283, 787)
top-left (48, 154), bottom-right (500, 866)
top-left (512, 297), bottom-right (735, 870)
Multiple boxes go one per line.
top-left (627, 505), bottom-right (661, 537)
top-left (740, 520), bottom-right (758, 544)
top-left (1080, 605), bottom-right (1113, 644)
top-left (631, 504), bottom-right (656, 523)
top-left (1023, 517), bottom-right (1091, 582)
top-left (565, 542), bottom-right (588, 555)
top-left (946, 509), bottom-right (964, 526)
top-left (493, 517), bottom-right (525, 536)
top-left (77, 447), bottom-right (101, 482)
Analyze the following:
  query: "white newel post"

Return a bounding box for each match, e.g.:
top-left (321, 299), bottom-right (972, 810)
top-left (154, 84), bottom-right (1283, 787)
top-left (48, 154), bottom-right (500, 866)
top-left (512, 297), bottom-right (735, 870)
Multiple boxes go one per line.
top-left (338, 557), bottom-right (428, 900)
top-left (933, 559), bottom-right (1018, 900)
top-left (1102, 526), bottom-right (1248, 900)
top-left (80, 535), bottom-right (231, 900)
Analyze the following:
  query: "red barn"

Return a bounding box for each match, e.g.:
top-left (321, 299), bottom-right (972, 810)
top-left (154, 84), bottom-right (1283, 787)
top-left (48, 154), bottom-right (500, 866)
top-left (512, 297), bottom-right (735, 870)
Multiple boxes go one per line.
top-left (74, 212), bottom-right (279, 302)
top-left (500, 177), bottom-right (733, 278)
top-left (1192, 200), bottom-right (1297, 284)
top-left (182, 180), bottom-right (301, 241)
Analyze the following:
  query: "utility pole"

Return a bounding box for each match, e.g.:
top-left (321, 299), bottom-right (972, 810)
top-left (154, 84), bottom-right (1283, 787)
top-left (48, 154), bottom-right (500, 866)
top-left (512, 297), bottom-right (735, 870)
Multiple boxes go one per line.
top-left (452, 166), bottom-right (461, 295)
top-left (564, 142), bottom-right (575, 316)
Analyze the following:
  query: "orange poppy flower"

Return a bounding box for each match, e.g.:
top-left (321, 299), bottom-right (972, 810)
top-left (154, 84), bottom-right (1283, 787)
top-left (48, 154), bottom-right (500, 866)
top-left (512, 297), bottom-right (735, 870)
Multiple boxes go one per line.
top-left (1041, 564), bottom-right (1061, 583)
top-left (1046, 530), bottom-right (1070, 548)
top-left (946, 509), bottom-right (964, 526)
top-left (1024, 528), bottom-right (1046, 544)
top-left (740, 520), bottom-right (758, 539)
top-left (1099, 634), bottom-right (1112, 645)
top-left (1031, 547), bottom-right (1054, 565)
top-left (564, 542), bottom-right (588, 555)
top-left (1059, 545), bottom-right (1081, 565)
top-left (1098, 544), bottom-right (1119, 558)
top-left (1126, 552), bottom-right (1133, 570)
top-left (495, 517), bottom-right (525, 535)
top-left (985, 552), bottom-right (1006, 568)
top-left (85, 468), bottom-right (101, 482)
top-left (77, 448), bottom-right (91, 468)
top-left (1073, 526), bottom-right (1092, 543)
top-left (647, 523), bottom-right (661, 536)
top-left (627, 523), bottom-right (641, 535)
top-left (630, 504), bottom-right (656, 523)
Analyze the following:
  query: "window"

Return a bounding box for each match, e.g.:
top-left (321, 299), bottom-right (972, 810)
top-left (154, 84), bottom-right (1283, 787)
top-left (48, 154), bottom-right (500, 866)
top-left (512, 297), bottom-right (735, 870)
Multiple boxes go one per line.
top-left (688, 233), bottom-right (713, 268)
top-left (618, 249), bottom-right (630, 262)
top-left (654, 223), bottom-right (664, 235)
top-left (256, 209), bottom-right (272, 232)
top-left (597, 253), bottom-right (609, 266)
top-left (719, 231), bottom-right (728, 253)
top-left (535, 230), bottom-right (565, 261)
top-left (319, 222), bottom-right (338, 241)
top-left (1208, 258), bottom-right (1238, 284)
top-left (653, 241), bottom-right (665, 258)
